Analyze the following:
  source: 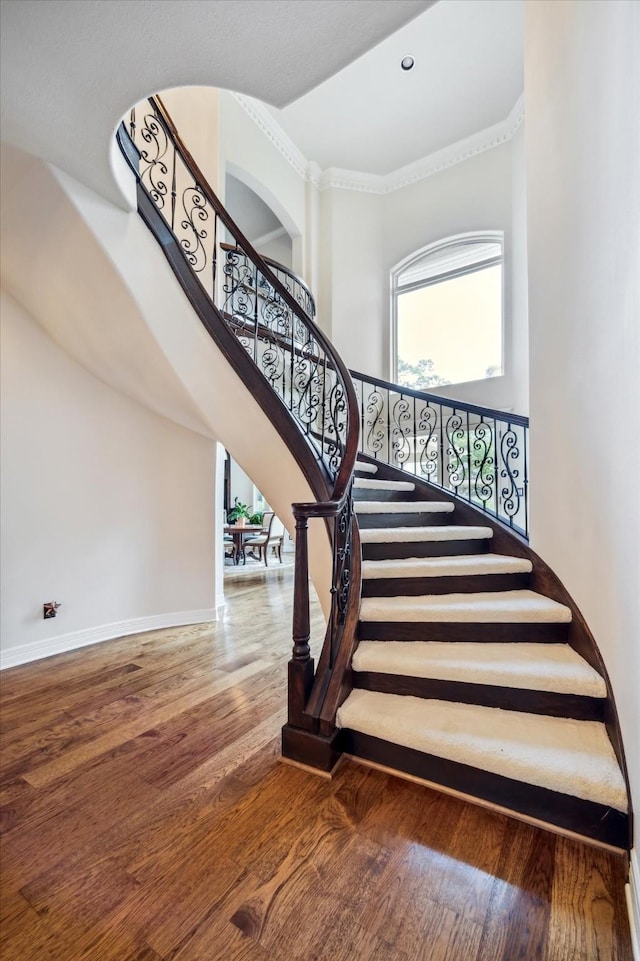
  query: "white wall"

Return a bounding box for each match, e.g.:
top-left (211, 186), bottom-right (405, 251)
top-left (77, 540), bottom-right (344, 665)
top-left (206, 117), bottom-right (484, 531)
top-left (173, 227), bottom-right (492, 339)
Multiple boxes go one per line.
top-left (225, 172), bottom-right (281, 241)
top-left (159, 86), bottom-right (529, 417)
top-left (319, 187), bottom-right (385, 372)
top-left (1, 145), bottom-right (333, 641)
top-left (382, 142), bottom-right (519, 410)
top-left (510, 124), bottom-right (529, 414)
top-left (1, 292), bottom-right (219, 667)
top-left (229, 458), bottom-right (256, 512)
top-left (160, 86), bottom-right (222, 194)
top-left (219, 92), bottom-right (306, 267)
top-left (525, 0), bottom-right (639, 839)
top-left (257, 232), bottom-right (293, 269)
top-left (314, 141), bottom-right (528, 414)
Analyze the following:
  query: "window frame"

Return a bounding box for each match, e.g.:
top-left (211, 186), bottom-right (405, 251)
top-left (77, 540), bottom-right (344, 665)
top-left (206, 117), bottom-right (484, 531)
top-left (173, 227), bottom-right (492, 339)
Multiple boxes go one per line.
top-left (390, 231), bottom-right (505, 389)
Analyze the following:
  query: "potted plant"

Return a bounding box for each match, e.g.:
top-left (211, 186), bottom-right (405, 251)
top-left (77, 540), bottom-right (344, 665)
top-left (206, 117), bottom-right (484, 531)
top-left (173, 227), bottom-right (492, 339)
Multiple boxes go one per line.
top-left (227, 499), bottom-right (251, 527)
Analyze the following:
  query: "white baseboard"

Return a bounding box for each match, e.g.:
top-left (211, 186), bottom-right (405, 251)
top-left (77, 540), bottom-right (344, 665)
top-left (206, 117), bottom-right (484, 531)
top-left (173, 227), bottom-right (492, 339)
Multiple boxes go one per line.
top-left (628, 848), bottom-right (640, 961)
top-left (0, 607), bottom-right (220, 670)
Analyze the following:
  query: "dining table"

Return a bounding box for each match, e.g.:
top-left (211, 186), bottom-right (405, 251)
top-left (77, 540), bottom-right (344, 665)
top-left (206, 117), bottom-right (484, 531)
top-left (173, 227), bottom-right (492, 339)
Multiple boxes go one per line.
top-left (223, 524), bottom-right (264, 565)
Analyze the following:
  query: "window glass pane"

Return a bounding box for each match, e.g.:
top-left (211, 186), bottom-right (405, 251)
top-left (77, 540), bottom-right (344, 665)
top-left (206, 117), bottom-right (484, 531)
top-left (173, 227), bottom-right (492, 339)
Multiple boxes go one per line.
top-left (397, 240), bottom-right (501, 288)
top-left (397, 263), bottom-right (502, 388)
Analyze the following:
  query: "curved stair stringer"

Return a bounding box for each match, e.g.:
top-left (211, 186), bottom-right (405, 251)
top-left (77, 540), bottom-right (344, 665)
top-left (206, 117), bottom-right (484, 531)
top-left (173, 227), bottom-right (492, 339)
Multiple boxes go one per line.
top-left (0, 142), bottom-right (335, 615)
top-left (337, 453), bottom-right (633, 851)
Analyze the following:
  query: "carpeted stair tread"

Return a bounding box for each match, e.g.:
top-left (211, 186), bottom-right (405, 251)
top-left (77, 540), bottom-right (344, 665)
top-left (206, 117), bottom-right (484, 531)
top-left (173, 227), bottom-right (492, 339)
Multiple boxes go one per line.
top-left (354, 477), bottom-right (415, 491)
top-left (336, 690), bottom-right (627, 811)
top-left (360, 525), bottom-right (493, 544)
top-left (360, 589), bottom-right (572, 623)
top-left (362, 553), bottom-right (532, 579)
top-left (355, 461), bottom-right (378, 474)
top-left (352, 641), bottom-right (606, 697)
top-left (356, 501), bottom-right (454, 514)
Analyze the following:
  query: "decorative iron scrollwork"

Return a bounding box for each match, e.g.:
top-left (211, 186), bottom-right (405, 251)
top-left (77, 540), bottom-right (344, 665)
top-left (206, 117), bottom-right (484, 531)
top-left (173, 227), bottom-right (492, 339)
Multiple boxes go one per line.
top-left (472, 419), bottom-right (495, 507)
top-left (179, 186), bottom-right (209, 274)
top-left (364, 388), bottom-right (386, 457)
top-left (354, 371), bottom-right (529, 538)
top-left (445, 412), bottom-right (466, 492)
top-left (138, 110), bottom-right (169, 209)
top-left (334, 488), bottom-right (353, 624)
top-left (391, 394), bottom-right (412, 467)
top-left (499, 425), bottom-right (523, 522)
top-left (417, 402), bottom-right (439, 481)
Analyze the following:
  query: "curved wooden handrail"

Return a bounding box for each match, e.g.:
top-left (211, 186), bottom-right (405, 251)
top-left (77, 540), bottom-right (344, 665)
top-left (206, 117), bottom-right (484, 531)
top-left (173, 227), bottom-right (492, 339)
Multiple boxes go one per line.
top-left (150, 94), bottom-right (358, 502)
top-left (118, 96), bottom-right (361, 752)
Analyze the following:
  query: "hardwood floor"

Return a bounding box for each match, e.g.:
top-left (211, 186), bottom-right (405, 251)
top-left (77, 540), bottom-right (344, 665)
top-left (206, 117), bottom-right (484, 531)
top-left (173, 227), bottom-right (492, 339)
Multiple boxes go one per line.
top-left (0, 567), bottom-right (632, 960)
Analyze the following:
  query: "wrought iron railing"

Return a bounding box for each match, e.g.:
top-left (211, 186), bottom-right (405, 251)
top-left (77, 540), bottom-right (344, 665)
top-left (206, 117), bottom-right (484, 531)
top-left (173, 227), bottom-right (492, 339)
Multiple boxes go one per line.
top-left (117, 96), bottom-right (359, 749)
top-left (352, 370), bottom-right (529, 538)
top-left (121, 101), bottom-right (338, 479)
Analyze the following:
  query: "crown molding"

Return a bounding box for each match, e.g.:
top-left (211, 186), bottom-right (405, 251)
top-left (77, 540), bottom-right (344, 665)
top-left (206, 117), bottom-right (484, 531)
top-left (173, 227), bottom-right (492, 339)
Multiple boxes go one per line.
top-left (231, 92), bottom-right (308, 179)
top-left (320, 93), bottom-right (526, 195)
top-left (380, 92), bottom-right (525, 194)
top-left (318, 167), bottom-right (386, 194)
top-left (232, 91), bottom-right (525, 196)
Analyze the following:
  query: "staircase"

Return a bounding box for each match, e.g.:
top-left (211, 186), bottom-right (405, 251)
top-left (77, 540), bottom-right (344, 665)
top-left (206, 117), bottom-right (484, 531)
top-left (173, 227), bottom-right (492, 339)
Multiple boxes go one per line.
top-left (113, 95), bottom-right (631, 852)
top-left (335, 456), bottom-right (629, 849)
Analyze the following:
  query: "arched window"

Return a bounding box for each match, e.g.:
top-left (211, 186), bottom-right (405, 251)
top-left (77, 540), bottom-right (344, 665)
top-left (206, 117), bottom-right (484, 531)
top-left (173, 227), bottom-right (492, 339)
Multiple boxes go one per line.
top-left (391, 232), bottom-right (504, 389)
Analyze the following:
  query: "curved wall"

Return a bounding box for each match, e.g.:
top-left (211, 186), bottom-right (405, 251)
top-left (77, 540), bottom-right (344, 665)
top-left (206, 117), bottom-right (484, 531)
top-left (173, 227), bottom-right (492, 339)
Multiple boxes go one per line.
top-left (525, 0), bottom-right (639, 848)
top-left (0, 292), bottom-right (218, 667)
top-left (0, 145), bottom-right (332, 665)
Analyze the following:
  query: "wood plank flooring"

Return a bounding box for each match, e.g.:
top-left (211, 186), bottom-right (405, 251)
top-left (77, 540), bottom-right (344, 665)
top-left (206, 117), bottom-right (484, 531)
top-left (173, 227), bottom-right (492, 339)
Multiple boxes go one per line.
top-left (0, 565), bottom-right (632, 960)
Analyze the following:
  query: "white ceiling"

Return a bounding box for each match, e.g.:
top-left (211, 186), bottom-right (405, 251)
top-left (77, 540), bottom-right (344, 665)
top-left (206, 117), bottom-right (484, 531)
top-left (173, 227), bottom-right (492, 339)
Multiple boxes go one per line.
top-left (0, 0), bottom-right (431, 206)
top-left (267, 0), bottom-right (524, 175)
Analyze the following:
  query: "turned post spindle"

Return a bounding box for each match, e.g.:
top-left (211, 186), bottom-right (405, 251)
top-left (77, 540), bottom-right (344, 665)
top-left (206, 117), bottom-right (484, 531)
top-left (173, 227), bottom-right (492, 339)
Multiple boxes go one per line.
top-left (289, 510), bottom-right (315, 729)
top-left (292, 513), bottom-right (311, 661)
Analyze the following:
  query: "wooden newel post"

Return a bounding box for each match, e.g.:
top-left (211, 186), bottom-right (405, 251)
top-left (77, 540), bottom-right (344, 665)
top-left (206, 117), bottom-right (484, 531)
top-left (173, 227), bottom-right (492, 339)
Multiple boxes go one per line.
top-left (289, 511), bottom-right (315, 729)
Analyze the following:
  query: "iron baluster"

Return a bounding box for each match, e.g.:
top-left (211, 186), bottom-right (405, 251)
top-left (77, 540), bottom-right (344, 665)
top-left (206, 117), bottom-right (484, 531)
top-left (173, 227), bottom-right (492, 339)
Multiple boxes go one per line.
top-left (412, 394), bottom-right (417, 478)
top-left (212, 212), bottom-right (218, 301)
top-left (290, 302), bottom-right (294, 416)
top-left (321, 355), bottom-right (327, 465)
top-left (466, 409), bottom-right (471, 506)
top-left (436, 401), bottom-right (442, 488)
top-left (524, 427), bottom-right (529, 537)
top-left (494, 416), bottom-right (499, 521)
top-left (170, 142), bottom-right (176, 233)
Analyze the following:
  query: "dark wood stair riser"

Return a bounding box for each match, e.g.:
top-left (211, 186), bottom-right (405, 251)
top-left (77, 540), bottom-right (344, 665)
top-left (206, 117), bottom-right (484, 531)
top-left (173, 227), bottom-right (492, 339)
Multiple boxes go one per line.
top-left (358, 621), bottom-right (570, 643)
top-left (362, 540), bottom-right (490, 561)
top-left (357, 512), bottom-right (452, 528)
top-left (353, 672), bottom-right (606, 721)
top-left (354, 489), bottom-right (419, 502)
top-left (342, 731), bottom-right (629, 850)
top-left (361, 572), bottom-right (532, 596)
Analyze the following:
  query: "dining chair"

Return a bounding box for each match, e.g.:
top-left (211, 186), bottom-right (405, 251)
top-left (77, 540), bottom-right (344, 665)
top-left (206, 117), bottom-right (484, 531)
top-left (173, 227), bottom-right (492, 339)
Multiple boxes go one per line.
top-left (223, 510), bottom-right (236, 564)
top-left (244, 512), bottom-right (283, 566)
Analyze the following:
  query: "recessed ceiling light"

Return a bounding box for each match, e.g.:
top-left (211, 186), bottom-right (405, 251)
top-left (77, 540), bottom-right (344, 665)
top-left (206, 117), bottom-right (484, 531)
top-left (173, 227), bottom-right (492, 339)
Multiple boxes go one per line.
top-left (401, 56), bottom-right (415, 71)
